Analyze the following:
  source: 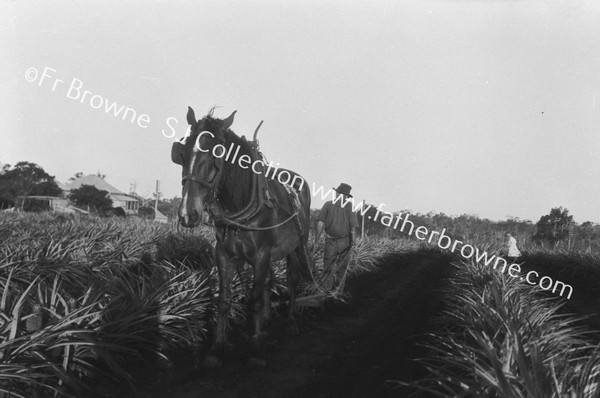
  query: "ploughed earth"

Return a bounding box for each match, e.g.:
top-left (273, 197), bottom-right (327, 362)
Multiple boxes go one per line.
top-left (116, 252), bottom-right (453, 398)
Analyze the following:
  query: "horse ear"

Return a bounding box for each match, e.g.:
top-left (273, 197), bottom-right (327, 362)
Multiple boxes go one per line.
top-left (222, 110), bottom-right (236, 130)
top-left (187, 106), bottom-right (197, 126)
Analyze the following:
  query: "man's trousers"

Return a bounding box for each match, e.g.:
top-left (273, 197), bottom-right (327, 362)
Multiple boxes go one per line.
top-left (323, 236), bottom-right (352, 292)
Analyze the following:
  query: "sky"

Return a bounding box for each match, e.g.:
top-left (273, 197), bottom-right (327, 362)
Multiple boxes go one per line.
top-left (2, 0), bottom-right (600, 223)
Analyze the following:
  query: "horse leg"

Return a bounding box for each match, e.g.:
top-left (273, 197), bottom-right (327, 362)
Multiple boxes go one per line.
top-left (247, 251), bottom-right (271, 367)
top-left (203, 246), bottom-right (237, 369)
top-left (285, 251), bottom-right (300, 335)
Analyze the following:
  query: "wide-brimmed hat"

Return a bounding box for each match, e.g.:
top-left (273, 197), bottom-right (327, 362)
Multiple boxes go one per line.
top-left (333, 183), bottom-right (352, 197)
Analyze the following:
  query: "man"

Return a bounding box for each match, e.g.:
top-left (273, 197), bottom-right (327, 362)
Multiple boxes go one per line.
top-left (315, 183), bottom-right (359, 294)
top-left (506, 232), bottom-right (522, 263)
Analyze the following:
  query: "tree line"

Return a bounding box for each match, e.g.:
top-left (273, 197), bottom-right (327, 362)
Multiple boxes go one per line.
top-left (355, 204), bottom-right (597, 252)
top-left (2, 161), bottom-right (599, 251)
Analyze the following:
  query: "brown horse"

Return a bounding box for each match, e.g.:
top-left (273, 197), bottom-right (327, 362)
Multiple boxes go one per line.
top-left (171, 106), bottom-right (312, 367)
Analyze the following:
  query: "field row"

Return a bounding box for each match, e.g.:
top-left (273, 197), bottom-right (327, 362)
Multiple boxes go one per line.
top-left (0, 212), bottom-right (412, 397)
top-left (2, 212), bottom-right (600, 397)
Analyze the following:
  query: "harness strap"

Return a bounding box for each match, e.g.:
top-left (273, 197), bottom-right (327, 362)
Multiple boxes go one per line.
top-left (212, 177), bottom-right (300, 231)
top-left (182, 174), bottom-right (215, 188)
top-left (326, 234), bottom-right (349, 240)
top-left (216, 211), bottom-right (298, 231)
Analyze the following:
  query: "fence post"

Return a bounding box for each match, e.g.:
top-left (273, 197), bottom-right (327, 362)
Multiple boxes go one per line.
top-left (361, 199), bottom-right (365, 238)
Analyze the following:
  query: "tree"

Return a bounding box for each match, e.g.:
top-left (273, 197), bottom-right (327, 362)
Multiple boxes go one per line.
top-left (576, 221), bottom-right (600, 252)
top-left (360, 204), bottom-right (391, 237)
top-left (138, 206), bottom-right (156, 219)
top-left (534, 206), bottom-right (573, 244)
top-left (113, 207), bottom-right (126, 217)
top-left (68, 172), bottom-right (84, 182)
top-left (68, 185), bottom-right (112, 212)
top-left (0, 162), bottom-right (62, 208)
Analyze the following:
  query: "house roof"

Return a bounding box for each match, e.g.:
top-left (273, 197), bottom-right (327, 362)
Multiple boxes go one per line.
top-left (154, 209), bottom-right (168, 222)
top-left (63, 175), bottom-right (124, 194)
top-left (154, 209), bottom-right (168, 219)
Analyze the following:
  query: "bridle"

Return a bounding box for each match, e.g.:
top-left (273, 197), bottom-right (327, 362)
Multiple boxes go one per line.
top-left (179, 145), bottom-right (224, 207)
top-left (181, 174), bottom-right (216, 188)
top-left (181, 158), bottom-right (223, 191)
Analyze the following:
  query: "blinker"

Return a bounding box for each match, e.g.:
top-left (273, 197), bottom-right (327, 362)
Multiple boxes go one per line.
top-left (171, 141), bottom-right (185, 165)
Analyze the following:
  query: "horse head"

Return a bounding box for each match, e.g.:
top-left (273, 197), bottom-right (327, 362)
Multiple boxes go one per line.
top-left (172, 106), bottom-right (236, 227)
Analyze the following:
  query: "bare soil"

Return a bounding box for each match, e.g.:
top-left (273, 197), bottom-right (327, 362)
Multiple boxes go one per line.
top-left (116, 251), bottom-right (453, 398)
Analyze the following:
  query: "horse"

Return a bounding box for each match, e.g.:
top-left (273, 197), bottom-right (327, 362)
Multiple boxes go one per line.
top-left (171, 106), bottom-right (312, 367)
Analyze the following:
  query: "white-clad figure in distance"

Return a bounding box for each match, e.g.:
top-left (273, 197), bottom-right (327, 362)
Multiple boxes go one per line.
top-left (506, 232), bottom-right (521, 263)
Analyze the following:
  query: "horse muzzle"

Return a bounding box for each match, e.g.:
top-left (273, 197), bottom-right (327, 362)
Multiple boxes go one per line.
top-left (179, 207), bottom-right (213, 228)
top-left (179, 209), bottom-right (200, 228)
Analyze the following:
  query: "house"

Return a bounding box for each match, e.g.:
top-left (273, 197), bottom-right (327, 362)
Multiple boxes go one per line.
top-left (62, 174), bottom-right (140, 214)
top-left (15, 195), bottom-right (88, 214)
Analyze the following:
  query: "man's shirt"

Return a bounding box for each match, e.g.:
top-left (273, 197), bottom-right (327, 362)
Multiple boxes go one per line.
top-left (318, 198), bottom-right (359, 238)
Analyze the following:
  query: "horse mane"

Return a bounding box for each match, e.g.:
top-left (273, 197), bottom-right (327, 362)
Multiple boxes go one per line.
top-left (220, 129), bottom-right (254, 212)
top-left (197, 112), bottom-right (255, 213)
